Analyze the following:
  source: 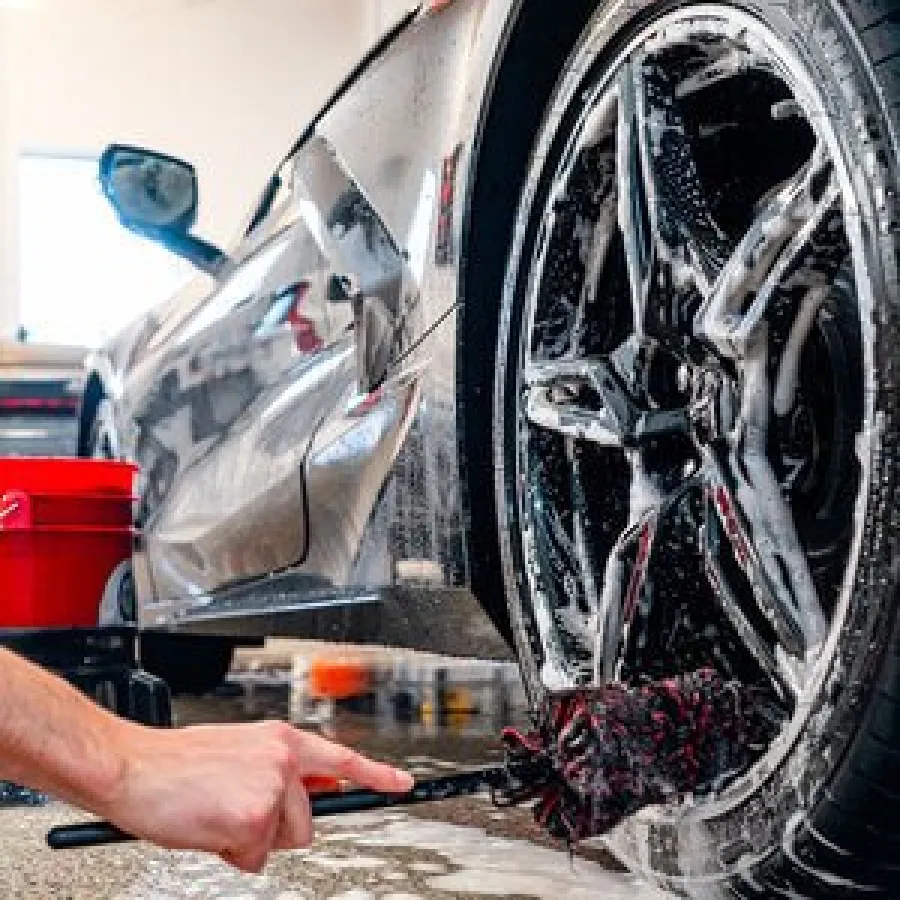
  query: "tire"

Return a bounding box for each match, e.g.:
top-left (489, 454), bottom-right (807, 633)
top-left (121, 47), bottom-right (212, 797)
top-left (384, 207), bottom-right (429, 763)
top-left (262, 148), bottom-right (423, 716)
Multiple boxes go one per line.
top-left (140, 633), bottom-right (235, 696)
top-left (494, 1), bottom-right (900, 896)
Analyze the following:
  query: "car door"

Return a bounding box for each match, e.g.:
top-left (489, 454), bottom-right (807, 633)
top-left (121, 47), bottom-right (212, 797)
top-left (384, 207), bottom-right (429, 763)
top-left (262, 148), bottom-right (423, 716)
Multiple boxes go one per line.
top-left (131, 199), bottom-right (347, 605)
top-left (136, 137), bottom-right (408, 610)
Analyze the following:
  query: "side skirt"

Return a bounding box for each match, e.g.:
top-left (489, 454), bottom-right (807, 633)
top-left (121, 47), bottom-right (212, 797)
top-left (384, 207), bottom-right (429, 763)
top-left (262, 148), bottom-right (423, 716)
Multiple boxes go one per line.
top-left (162, 574), bottom-right (512, 661)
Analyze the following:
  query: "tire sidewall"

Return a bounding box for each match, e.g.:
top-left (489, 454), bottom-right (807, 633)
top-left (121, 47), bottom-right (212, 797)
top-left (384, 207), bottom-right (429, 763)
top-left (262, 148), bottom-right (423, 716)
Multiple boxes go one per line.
top-left (493, 0), bottom-right (900, 888)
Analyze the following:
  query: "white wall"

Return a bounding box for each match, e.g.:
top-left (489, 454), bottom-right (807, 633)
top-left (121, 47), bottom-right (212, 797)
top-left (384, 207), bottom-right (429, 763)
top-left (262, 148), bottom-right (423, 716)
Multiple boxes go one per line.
top-left (0, 11), bottom-right (16, 337)
top-left (0, 0), bottom-right (370, 338)
top-left (366, 0), bottom-right (418, 44)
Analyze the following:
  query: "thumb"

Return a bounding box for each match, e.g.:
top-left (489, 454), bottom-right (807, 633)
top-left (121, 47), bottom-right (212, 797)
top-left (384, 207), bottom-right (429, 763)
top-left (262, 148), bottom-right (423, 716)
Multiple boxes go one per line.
top-left (220, 845), bottom-right (271, 874)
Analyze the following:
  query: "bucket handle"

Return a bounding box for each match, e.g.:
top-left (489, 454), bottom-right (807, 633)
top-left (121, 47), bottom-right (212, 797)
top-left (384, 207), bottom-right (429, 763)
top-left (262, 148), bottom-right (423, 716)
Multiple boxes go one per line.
top-left (0, 492), bottom-right (32, 530)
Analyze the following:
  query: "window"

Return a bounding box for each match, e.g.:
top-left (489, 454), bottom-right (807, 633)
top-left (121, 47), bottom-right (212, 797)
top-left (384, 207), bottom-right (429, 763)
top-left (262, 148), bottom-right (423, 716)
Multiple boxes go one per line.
top-left (18, 154), bottom-right (191, 348)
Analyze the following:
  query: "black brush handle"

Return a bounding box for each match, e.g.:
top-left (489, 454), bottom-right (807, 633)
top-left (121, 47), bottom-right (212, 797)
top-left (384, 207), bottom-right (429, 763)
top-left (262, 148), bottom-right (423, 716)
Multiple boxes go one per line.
top-left (47, 768), bottom-right (504, 850)
top-left (48, 821), bottom-right (131, 849)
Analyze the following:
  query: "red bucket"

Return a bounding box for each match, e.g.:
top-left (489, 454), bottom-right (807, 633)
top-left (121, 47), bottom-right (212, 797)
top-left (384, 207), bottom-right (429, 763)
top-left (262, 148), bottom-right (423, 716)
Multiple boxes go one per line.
top-left (0, 459), bottom-right (137, 628)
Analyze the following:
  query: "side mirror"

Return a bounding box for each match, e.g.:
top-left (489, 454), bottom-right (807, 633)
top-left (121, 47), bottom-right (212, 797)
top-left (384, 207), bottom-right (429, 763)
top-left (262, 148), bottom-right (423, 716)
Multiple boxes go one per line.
top-left (99, 144), bottom-right (226, 275)
top-left (100, 145), bottom-right (197, 234)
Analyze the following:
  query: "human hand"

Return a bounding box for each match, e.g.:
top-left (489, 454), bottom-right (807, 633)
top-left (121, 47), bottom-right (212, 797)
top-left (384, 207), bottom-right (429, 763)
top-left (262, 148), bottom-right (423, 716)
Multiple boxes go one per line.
top-left (99, 720), bottom-right (414, 872)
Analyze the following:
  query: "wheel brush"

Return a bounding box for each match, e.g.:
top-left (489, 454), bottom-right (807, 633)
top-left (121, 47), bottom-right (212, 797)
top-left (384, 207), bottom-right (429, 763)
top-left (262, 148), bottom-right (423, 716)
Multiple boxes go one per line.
top-left (47, 668), bottom-right (779, 850)
top-left (499, 667), bottom-right (782, 842)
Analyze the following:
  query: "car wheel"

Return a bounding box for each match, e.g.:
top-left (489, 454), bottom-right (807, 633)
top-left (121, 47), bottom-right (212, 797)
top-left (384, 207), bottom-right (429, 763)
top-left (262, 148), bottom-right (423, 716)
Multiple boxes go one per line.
top-left (495, 1), bottom-right (900, 895)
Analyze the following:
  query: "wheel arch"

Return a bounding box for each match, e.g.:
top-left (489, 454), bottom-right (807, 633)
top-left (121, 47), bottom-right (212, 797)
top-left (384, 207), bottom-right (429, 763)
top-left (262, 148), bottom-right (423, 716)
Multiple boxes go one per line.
top-left (456, 0), bottom-right (600, 641)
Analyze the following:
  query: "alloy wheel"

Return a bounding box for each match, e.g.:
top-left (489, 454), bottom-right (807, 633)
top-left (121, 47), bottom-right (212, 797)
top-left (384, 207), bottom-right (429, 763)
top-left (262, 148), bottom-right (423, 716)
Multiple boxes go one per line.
top-left (498, 7), bottom-right (873, 797)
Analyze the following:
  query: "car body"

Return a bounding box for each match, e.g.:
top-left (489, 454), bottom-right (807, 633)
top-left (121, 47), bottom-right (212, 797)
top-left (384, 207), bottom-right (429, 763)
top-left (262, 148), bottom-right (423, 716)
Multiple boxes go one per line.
top-left (80, 0), bottom-right (547, 644)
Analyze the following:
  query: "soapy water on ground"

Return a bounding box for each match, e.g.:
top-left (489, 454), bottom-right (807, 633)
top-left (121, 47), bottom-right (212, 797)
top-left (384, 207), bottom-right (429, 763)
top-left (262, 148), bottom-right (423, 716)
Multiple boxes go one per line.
top-left (0, 795), bottom-right (673, 899)
top-left (106, 807), bottom-right (670, 900)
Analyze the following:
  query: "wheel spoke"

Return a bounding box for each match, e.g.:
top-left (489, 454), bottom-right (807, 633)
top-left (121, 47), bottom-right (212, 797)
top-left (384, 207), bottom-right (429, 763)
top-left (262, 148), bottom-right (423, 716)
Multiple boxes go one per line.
top-left (619, 55), bottom-right (735, 304)
top-left (772, 283), bottom-right (830, 417)
top-left (616, 63), bottom-right (651, 336)
top-left (572, 92), bottom-right (619, 351)
top-left (695, 144), bottom-right (839, 357)
top-left (566, 437), bottom-right (603, 631)
top-left (702, 420), bottom-right (828, 658)
top-left (701, 515), bottom-right (800, 702)
top-left (593, 448), bottom-right (661, 681)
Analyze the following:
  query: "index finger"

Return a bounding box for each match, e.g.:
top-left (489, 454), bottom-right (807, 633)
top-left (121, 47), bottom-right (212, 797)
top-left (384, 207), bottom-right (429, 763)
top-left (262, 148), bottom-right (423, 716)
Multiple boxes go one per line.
top-left (292, 730), bottom-right (414, 793)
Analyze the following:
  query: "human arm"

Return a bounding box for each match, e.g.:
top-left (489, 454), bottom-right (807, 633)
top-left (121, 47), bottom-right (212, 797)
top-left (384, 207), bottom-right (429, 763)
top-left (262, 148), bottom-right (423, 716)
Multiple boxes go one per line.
top-left (0, 648), bottom-right (413, 871)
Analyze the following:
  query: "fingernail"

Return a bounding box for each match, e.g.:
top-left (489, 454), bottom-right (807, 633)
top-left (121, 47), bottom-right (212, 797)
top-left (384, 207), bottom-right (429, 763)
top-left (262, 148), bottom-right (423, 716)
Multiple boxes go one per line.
top-left (395, 769), bottom-right (415, 791)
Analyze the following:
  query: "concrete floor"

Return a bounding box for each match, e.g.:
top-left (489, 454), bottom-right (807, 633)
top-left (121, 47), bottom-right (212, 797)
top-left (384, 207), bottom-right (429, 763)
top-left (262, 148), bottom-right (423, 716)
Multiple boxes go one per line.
top-left (4, 796), bottom-right (667, 900)
top-left (0, 647), bottom-right (674, 899)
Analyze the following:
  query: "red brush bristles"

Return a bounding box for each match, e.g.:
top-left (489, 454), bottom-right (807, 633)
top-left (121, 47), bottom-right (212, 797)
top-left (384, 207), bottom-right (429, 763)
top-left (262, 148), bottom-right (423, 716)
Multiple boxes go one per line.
top-left (498, 668), bottom-right (782, 842)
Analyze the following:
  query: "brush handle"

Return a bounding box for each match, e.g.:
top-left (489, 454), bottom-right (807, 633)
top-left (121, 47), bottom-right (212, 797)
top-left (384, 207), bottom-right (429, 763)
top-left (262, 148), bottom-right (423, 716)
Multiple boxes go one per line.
top-left (47, 821), bottom-right (131, 849)
top-left (47, 768), bottom-right (503, 850)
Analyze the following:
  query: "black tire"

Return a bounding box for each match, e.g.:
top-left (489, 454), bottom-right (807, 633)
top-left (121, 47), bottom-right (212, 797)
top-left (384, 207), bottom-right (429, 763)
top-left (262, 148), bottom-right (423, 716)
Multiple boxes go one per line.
top-left (494, 1), bottom-right (900, 896)
top-left (140, 633), bottom-right (235, 696)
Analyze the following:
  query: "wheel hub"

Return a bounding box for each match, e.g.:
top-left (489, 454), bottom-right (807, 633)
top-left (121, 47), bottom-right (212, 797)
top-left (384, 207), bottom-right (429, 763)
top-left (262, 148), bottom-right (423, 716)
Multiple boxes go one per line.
top-left (683, 359), bottom-right (735, 445)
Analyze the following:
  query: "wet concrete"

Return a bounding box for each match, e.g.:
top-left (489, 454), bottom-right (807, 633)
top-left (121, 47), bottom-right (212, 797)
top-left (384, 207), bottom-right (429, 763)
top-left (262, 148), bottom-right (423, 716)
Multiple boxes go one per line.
top-left (0, 650), bottom-right (674, 899)
top-left (4, 798), bottom-right (667, 900)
